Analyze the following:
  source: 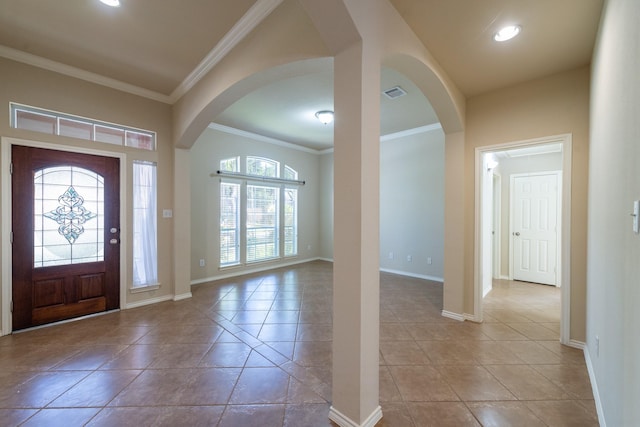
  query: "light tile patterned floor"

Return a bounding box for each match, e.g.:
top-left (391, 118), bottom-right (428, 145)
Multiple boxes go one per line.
top-left (0, 261), bottom-right (598, 426)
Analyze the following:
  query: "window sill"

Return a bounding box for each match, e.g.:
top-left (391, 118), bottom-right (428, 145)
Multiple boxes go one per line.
top-left (129, 283), bottom-right (161, 294)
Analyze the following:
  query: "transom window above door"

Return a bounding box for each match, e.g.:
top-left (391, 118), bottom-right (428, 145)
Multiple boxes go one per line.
top-left (10, 103), bottom-right (156, 151)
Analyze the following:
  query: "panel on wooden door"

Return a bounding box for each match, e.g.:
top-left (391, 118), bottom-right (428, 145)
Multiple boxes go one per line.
top-left (12, 146), bottom-right (120, 330)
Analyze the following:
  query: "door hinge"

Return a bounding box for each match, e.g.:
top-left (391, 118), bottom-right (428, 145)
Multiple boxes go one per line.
top-left (9, 231), bottom-right (13, 244)
top-left (10, 301), bottom-right (13, 313)
top-left (9, 162), bottom-right (13, 175)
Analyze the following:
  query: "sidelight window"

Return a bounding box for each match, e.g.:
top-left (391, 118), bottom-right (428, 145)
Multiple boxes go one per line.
top-left (132, 161), bottom-right (158, 287)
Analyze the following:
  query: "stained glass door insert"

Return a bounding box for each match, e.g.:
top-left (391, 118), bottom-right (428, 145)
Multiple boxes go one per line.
top-left (34, 166), bottom-right (104, 267)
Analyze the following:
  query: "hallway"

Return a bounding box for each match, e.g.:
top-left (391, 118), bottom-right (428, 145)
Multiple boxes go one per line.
top-left (0, 261), bottom-right (596, 426)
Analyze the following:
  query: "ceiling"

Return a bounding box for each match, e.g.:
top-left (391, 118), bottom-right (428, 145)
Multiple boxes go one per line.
top-left (0, 0), bottom-right (603, 151)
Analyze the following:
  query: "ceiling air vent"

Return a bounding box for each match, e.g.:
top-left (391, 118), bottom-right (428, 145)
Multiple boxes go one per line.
top-left (382, 86), bottom-right (407, 99)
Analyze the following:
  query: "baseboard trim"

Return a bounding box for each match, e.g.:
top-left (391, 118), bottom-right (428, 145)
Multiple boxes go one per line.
top-left (567, 339), bottom-right (585, 350)
top-left (190, 257), bottom-right (324, 286)
top-left (463, 313), bottom-right (481, 322)
top-left (124, 294), bottom-right (174, 309)
top-left (441, 310), bottom-right (465, 322)
top-left (584, 346), bottom-right (607, 427)
top-left (328, 406), bottom-right (383, 427)
top-left (379, 268), bottom-right (444, 283)
top-left (173, 292), bottom-right (193, 301)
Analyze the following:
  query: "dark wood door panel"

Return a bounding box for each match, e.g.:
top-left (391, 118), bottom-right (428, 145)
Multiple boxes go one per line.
top-left (11, 145), bottom-right (120, 330)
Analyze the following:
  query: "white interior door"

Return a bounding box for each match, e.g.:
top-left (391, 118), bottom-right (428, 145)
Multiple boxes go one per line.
top-left (511, 172), bottom-right (559, 285)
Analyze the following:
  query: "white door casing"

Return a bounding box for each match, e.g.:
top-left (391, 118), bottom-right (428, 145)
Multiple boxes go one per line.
top-left (474, 133), bottom-right (572, 345)
top-left (511, 172), bottom-right (560, 286)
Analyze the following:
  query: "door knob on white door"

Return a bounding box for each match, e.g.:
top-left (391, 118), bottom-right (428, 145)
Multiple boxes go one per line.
top-left (513, 232), bottom-right (520, 236)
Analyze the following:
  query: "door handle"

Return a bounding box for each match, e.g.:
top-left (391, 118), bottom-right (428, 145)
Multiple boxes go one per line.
top-left (109, 238), bottom-right (119, 244)
top-left (513, 232), bottom-right (520, 236)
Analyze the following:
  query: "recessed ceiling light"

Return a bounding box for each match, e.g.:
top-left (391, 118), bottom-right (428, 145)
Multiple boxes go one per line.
top-left (493, 25), bottom-right (521, 42)
top-left (99, 0), bottom-right (120, 7)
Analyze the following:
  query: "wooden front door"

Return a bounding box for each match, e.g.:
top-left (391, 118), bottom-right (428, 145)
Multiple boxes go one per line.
top-left (11, 146), bottom-right (120, 331)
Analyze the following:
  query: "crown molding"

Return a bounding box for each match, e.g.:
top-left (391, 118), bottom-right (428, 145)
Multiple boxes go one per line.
top-left (380, 123), bottom-right (442, 142)
top-left (209, 122), bottom-right (445, 155)
top-left (0, 45), bottom-right (172, 104)
top-left (169, 0), bottom-right (284, 103)
top-left (0, 0), bottom-right (282, 105)
top-left (208, 123), bottom-right (321, 154)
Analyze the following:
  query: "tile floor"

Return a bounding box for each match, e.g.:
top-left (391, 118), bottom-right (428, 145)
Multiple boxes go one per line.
top-left (0, 261), bottom-right (598, 426)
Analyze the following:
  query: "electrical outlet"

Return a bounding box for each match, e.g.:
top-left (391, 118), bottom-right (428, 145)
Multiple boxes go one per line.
top-left (388, 252), bottom-right (394, 259)
top-left (307, 244), bottom-right (312, 251)
top-left (199, 259), bottom-right (205, 267)
top-left (407, 255), bottom-right (412, 262)
top-left (427, 257), bottom-right (432, 265)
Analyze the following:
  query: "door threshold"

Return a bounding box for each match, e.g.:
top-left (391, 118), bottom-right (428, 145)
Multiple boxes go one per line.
top-left (12, 309), bottom-right (121, 334)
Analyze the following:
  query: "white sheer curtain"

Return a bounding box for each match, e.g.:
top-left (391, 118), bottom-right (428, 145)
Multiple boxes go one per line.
top-left (133, 161), bottom-right (158, 287)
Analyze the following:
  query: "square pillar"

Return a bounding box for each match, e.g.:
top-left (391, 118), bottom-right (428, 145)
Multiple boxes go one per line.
top-left (173, 147), bottom-right (192, 301)
top-left (329, 40), bottom-right (382, 427)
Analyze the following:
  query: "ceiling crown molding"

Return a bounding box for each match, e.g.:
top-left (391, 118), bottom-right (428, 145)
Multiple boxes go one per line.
top-left (169, 0), bottom-right (284, 103)
top-left (380, 123), bottom-right (442, 142)
top-left (208, 123), bottom-right (322, 154)
top-left (0, 44), bottom-right (172, 103)
top-left (0, 0), bottom-right (283, 105)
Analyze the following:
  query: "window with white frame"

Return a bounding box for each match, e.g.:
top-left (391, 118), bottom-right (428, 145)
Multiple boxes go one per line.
top-left (10, 103), bottom-right (156, 151)
top-left (220, 181), bottom-right (241, 266)
top-left (132, 161), bottom-right (158, 287)
top-left (219, 156), bottom-right (299, 267)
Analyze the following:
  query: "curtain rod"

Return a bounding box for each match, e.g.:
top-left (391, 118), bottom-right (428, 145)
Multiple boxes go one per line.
top-left (212, 170), bottom-right (306, 186)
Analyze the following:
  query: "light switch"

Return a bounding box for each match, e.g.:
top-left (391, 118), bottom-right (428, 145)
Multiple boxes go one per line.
top-left (634, 201), bottom-right (639, 233)
top-left (162, 209), bottom-right (173, 218)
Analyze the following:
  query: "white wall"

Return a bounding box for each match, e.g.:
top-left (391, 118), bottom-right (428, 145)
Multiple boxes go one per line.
top-left (587, 0), bottom-right (640, 425)
top-left (317, 128), bottom-right (445, 280)
top-left (379, 129), bottom-right (445, 280)
top-left (189, 126), bottom-right (321, 282)
top-left (319, 151), bottom-right (334, 260)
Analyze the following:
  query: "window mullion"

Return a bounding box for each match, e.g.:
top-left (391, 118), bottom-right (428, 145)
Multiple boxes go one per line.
top-left (279, 184), bottom-right (285, 258)
top-left (240, 180), bottom-right (247, 265)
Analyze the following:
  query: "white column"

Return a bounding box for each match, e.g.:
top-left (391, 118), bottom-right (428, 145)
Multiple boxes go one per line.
top-left (329, 38), bottom-right (382, 426)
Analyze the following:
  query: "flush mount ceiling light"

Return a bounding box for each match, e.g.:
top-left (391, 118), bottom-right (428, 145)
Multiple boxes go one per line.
top-left (493, 25), bottom-right (521, 42)
top-left (99, 0), bottom-right (120, 7)
top-left (315, 110), bottom-right (334, 125)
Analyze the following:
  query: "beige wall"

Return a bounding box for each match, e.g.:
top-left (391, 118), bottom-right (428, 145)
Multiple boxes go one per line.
top-left (0, 57), bottom-right (175, 327)
top-left (588, 0), bottom-right (640, 424)
top-left (465, 66), bottom-right (590, 341)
